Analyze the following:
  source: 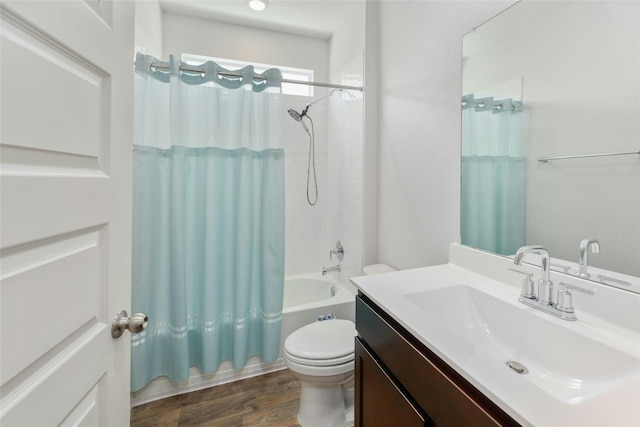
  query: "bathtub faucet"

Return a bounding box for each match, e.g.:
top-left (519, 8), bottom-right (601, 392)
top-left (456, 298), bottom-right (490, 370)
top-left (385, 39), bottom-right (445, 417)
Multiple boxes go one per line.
top-left (322, 264), bottom-right (341, 275)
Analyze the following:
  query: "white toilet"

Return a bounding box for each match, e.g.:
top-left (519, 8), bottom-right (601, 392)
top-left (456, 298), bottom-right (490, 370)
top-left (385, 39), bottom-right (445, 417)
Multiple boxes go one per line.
top-left (284, 264), bottom-right (396, 427)
top-left (362, 264), bottom-right (396, 275)
top-left (284, 319), bottom-right (356, 427)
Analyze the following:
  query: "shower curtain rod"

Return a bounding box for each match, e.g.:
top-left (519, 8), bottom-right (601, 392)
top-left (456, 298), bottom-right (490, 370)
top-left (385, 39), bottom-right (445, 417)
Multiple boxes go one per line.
top-left (537, 150), bottom-right (640, 163)
top-left (148, 62), bottom-right (364, 92)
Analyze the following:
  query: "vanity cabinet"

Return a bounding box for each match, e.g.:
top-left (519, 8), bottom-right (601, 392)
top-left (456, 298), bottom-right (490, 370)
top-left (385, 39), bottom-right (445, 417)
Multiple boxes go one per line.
top-left (355, 293), bottom-right (520, 427)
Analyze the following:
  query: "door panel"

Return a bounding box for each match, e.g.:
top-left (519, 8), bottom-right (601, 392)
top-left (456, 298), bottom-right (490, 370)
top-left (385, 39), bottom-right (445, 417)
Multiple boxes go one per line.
top-left (1, 228), bottom-right (104, 384)
top-left (0, 1), bottom-right (133, 425)
top-left (1, 13), bottom-right (107, 160)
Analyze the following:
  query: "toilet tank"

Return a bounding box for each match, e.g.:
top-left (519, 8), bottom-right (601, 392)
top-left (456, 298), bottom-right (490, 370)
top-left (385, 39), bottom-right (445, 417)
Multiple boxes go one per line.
top-left (362, 264), bottom-right (396, 275)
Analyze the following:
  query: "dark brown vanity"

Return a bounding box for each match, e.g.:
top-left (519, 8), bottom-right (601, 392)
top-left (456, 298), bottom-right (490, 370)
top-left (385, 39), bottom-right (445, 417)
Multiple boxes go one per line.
top-left (355, 293), bottom-right (521, 427)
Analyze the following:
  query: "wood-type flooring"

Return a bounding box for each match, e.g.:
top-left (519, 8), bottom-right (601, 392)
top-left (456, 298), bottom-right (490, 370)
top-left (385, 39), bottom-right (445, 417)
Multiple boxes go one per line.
top-left (131, 369), bottom-right (302, 427)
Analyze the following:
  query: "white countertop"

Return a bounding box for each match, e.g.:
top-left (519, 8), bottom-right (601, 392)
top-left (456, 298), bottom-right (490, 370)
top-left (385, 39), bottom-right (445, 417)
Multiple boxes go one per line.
top-left (351, 246), bottom-right (640, 427)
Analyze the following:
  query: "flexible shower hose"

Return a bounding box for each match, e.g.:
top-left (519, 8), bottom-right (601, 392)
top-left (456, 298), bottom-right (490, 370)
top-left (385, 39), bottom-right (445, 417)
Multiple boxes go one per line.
top-left (304, 116), bottom-right (318, 206)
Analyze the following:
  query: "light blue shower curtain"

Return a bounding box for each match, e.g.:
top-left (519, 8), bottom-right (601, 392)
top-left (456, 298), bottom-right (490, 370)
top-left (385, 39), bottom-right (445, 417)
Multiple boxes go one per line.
top-left (461, 95), bottom-right (525, 256)
top-left (131, 53), bottom-right (285, 392)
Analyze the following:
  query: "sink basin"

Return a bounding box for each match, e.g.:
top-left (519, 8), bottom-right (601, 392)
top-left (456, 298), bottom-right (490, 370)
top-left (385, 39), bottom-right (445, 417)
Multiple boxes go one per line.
top-left (405, 285), bottom-right (640, 404)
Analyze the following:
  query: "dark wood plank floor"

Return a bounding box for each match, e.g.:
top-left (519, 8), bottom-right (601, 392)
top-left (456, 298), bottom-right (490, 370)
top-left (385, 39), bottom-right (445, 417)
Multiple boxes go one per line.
top-left (131, 369), bottom-right (302, 427)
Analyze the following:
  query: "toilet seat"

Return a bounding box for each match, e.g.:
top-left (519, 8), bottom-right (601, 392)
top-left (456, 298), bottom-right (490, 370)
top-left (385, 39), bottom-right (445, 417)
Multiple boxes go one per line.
top-left (284, 319), bottom-right (356, 362)
top-left (284, 349), bottom-right (353, 367)
top-left (284, 352), bottom-right (354, 377)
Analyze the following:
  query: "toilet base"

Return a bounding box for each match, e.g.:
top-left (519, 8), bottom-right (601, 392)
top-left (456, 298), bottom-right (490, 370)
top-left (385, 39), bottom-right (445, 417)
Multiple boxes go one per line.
top-left (297, 380), bottom-right (353, 427)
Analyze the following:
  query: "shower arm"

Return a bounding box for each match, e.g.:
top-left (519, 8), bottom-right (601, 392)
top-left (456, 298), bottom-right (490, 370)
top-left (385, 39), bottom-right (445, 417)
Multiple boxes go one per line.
top-left (302, 89), bottom-right (342, 116)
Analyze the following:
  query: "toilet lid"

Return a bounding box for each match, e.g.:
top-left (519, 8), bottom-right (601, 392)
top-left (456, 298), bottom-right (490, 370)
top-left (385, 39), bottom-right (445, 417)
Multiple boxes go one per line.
top-left (284, 319), bottom-right (356, 360)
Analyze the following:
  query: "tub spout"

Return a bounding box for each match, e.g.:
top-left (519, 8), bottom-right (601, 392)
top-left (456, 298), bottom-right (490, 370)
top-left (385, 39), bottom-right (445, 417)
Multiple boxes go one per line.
top-left (322, 264), bottom-right (341, 275)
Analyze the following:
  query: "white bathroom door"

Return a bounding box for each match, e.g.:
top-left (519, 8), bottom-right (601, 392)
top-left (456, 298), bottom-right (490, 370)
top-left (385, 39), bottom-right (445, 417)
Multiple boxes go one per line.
top-left (0, 1), bottom-right (134, 425)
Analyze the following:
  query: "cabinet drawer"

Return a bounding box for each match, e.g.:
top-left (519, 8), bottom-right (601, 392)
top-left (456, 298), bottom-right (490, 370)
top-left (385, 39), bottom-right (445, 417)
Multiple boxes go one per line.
top-left (355, 337), bottom-right (430, 427)
top-left (356, 294), bottom-right (519, 427)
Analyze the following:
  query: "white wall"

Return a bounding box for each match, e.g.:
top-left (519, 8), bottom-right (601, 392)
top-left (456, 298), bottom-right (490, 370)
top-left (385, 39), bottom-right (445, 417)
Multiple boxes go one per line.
top-left (463, 1), bottom-right (640, 276)
top-left (134, 0), bottom-right (163, 58)
top-left (375, 1), bottom-right (516, 270)
top-left (329, 2), bottom-right (365, 81)
top-left (162, 12), bottom-right (329, 82)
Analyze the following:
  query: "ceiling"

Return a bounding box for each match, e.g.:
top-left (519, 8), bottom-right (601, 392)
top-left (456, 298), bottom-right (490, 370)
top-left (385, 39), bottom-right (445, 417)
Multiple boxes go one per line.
top-left (159, 0), bottom-right (364, 39)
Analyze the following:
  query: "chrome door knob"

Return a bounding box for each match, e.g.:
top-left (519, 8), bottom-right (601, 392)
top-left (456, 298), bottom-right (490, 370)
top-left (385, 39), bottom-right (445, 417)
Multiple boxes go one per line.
top-left (111, 310), bottom-right (148, 339)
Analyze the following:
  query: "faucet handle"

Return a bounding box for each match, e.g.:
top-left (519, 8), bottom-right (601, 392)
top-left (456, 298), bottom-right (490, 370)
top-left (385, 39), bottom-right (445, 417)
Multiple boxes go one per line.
top-left (508, 267), bottom-right (532, 276)
top-left (508, 268), bottom-right (536, 299)
top-left (556, 282), bottom-right (595, 316)
top-left (330, 241), bottom-right (344, 261)
top-left (556, 286), bottom-right (574, 315)
top-left (551, 262), bottom-right (571, 273)
top-left (558, 282), bottom-right (595, 296)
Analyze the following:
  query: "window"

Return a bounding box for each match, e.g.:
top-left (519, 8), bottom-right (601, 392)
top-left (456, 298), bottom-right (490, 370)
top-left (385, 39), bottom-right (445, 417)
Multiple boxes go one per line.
top-left (182, 53), bottom-right (314, 97)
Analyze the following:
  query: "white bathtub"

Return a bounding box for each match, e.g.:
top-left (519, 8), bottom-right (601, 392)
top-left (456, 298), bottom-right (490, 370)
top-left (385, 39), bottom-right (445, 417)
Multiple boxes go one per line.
top-left (279, 273), bottom-right (356, 355)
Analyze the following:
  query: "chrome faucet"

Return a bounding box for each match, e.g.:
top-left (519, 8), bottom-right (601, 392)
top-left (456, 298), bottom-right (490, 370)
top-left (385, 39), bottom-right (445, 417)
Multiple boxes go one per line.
top-left (514, 245), bottom-right (553, 305)
top-left (330, 241), bottom-right (344, 261)
top-left (512, 245), bottom-right (594, 321)
top-left (578, 238), bottom-right (600, 278)
top-left (322, 264), bottom-right (341, 275)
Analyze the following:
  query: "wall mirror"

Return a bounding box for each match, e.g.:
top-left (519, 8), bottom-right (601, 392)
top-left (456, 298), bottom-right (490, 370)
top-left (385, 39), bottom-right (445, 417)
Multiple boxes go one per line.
top-left (461, 0), bottom-right (639, 290)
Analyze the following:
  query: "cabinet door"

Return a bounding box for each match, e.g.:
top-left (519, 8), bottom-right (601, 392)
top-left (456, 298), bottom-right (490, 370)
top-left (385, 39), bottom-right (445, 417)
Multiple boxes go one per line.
top-left (355, 337), bottom-right (430, 427)
top-left (356, 295), bottom-right (518, 427)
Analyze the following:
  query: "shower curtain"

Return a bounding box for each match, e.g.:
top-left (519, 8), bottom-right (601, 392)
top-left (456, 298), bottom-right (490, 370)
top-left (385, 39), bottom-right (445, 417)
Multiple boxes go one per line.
top-left (131, 53), bottom-right (285, 392)
top-left (461, 94), bottom-right (525, 256)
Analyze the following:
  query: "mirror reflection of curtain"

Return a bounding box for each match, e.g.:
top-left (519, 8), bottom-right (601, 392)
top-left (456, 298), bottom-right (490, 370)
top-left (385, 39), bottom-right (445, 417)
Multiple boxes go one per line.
top-left (131, 53), bottom-right (285, 391)
top-left (461, 94), bottom-right (525, 255)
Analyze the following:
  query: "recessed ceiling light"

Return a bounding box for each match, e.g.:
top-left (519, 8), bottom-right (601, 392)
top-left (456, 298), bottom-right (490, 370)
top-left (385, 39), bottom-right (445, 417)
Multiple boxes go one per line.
top-left (248, 0), bottom-right (268, 11)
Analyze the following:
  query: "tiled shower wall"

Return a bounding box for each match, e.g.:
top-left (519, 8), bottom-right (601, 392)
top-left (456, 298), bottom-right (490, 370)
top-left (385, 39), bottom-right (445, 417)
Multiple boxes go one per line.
top-left (327, 52), bottom-right (364, 284)
top-left (283, 53), bottom-right (364, 281)
top-left (283, 91), bottom-right (330, 276)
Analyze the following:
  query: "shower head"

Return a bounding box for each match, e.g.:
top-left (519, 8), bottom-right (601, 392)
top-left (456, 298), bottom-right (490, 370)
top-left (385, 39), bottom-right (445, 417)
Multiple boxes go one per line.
top-left (288, 108), bottom-right (310, 134)
top-left (288, 108), bottom-right (303, 121)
